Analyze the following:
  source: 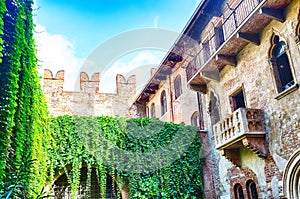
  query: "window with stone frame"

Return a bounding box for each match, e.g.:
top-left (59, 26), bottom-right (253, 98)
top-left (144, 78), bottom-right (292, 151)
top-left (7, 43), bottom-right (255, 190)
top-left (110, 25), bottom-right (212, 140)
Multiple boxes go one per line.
top-left (150, 103), bottom-right (155, 118)
top-left (229, 87), bottom-right (246, 112)
top-left (269, 35), bottom-right (295, 93)
top-left (160, 90), bottom-right (167, 116)
top-left (246, 180), bottom-right (258, 199)
top-left (234, 183), bottom-right (245, 199)
top-left (191, 111), bottom-right (199, 127)
top-left (174, 75), bottom-right (183, 99)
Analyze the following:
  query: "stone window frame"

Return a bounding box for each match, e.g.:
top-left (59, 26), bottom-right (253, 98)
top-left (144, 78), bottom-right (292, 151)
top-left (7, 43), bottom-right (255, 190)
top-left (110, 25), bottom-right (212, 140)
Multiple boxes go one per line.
top-left (160, 90), bottom-right (167, 116)
top-left (246, 180), bottom-right (258, 199)
top-left (282, 149), bottom-right (300, 199)
top-left (268, 33), bottom-right (299, 100)
top-left (191, 111), bottom-right (199, 127)
top-left (150, 103), bottom-right (155, 118)
top-left (229, 85), bottom-right (246, 112)
top-left (174, 75), bottom-right (183, 100)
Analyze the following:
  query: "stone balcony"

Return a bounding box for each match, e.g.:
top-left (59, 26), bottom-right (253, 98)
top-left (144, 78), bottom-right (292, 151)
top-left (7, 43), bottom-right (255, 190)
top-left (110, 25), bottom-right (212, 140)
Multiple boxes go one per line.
top-left (213, 108), bottom-right (267, 166)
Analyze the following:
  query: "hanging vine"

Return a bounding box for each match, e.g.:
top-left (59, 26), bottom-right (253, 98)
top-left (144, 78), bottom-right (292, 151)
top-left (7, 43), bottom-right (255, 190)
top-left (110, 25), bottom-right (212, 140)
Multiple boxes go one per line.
top-left (48, 116), bottom-right (205, 199)
top-left (0, 0), bottom-right (50, 197)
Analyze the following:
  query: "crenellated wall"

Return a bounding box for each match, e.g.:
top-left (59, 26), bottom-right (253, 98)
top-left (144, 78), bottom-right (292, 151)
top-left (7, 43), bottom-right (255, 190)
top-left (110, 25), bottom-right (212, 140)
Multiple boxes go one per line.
top-left (43, 69), bottom-right (136, 117)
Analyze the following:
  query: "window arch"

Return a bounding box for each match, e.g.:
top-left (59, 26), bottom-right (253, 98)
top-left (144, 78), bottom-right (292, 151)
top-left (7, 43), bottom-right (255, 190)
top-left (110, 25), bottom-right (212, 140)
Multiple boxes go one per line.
top-left (174, 75), bottom-right (182, 99)
top-left (150, 103), bottom-right (155, 117)
top-left (283, 149), bottom-right (300, 199)
top-left (161, 90), bottom-right (167, 116)
top-left (191, 111), bottom-right (199, 127)
top-left (209, 91), bottom-right (220, 125)
top-left (234, 183), bottom-right (245, 199)
top-left (269, 34), bottom-right (295, 93)
top-left (246, 180), bottom-right (258, 199)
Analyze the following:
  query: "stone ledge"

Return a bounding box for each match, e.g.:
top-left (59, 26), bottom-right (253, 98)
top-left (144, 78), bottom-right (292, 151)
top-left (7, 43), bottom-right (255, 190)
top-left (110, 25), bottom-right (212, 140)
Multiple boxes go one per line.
top-left (275, 83), bottom-right (299, 100)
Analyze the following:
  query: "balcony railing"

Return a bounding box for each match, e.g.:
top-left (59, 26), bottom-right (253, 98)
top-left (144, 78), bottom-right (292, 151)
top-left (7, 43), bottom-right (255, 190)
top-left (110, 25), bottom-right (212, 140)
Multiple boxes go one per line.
top-left (186, 0), bottom-right (263, 82)
top-left (213, 108), bottom-right (265, 148)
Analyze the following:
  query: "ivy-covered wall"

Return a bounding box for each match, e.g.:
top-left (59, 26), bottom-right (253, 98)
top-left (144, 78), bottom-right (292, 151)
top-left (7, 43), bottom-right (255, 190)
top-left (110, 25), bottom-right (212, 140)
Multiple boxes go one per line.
top-left (48, 116), bottom-right (205, 199)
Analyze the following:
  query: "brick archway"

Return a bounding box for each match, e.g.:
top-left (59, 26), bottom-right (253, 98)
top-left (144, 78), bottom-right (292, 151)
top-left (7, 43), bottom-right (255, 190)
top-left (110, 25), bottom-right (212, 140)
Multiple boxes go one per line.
top-left (228, 167), bottom-right (259, 199)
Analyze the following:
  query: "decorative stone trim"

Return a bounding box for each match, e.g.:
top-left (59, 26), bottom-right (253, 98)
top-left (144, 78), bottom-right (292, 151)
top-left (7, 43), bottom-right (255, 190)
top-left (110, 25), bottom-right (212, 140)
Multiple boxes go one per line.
top-left (275, 83), bottom-right (299, 100)
top-left (295, 35), bottom-right (300, 45)
top-left (282, 149), bottom-right (300, 199)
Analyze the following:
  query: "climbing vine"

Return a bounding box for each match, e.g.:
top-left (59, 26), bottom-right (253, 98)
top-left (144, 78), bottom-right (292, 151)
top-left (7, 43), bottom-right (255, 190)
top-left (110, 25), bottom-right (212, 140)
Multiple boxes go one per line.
top-left (0, 0), bottom-right (50, 197)
top-left (48, 116), bottom-right (204, 199)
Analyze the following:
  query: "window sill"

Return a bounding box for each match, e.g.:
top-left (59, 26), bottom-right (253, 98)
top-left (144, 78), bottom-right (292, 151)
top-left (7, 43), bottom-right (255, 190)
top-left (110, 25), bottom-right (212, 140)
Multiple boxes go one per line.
top-left (275, 83), bottom-right (299, 100)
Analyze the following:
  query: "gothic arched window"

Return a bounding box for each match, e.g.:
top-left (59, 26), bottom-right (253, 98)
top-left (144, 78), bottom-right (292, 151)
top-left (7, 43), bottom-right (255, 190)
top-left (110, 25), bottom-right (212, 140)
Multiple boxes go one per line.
top-left (270, 35), bottom-right (295, 93)
top-left (246, 180), bottom-right (258, 199)
top-left (234, 183), bottom-right (245, 199)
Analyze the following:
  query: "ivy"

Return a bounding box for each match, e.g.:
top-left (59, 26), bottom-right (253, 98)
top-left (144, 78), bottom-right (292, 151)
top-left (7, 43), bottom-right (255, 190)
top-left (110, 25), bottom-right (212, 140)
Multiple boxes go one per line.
top-left (0, 0), bottom-right (50, 197)
top-left (48, 116), bottom-right (205, 199)
top-left (0, 0), bottom-right (6, 63)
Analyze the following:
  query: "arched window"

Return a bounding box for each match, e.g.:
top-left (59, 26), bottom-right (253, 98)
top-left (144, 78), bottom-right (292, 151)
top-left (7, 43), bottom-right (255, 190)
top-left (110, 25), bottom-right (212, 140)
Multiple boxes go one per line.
top-left (270, 35), bottom-right (295, 93)
top-left (161, 90), bottom-right (167, 116)
top-left (246, 180), bottom-right (258, 199)
top-left (234, 183), bottom-right (245, 199)
top-left (191, 111), bottom-right (199, 126)
top-left (174, 75), bottom-right (182, 99)
top-left (150, 103), bottom-right (155, 117)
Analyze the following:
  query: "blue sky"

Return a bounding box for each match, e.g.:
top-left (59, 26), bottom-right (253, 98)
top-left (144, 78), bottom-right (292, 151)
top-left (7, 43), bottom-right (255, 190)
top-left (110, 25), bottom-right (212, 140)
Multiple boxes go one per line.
top-left (34, 0), bottom-right (201, 92)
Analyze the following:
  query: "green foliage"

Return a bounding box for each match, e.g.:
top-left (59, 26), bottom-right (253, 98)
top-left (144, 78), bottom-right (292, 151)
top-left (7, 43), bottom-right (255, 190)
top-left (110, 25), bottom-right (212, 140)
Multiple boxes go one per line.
top-left (0, 0), bottom-right (5, 63)
top-left (0, 0), bottom-right (50, 197)
top-left (48, 116), bottom-right (205, 199)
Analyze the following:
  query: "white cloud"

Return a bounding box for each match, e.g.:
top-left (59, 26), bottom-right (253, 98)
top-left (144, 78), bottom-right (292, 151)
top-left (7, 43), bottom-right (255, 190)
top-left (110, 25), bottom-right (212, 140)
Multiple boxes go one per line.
top-left (99, 50), bottom-right (165, 93)
top-left (153, 16), bottom-right (160, 28)
top-left (34, 24), bottom-right (84, 91)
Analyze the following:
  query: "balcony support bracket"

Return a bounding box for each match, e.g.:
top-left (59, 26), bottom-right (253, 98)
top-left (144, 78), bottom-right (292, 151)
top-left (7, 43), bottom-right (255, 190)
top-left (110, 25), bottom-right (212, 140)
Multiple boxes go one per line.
top-left (221, 149), bottom-right (242, 167)
top-left (242, 136), bottom-right (268, 158)
top-left (237, 32), bottom-right (260, 46)
top-left (189, 84), bottom-right (207, 94)
top-left (215, 54), bottom-right (237, 67)
top-left (259, 7), bottom-right (285, 23)
top-left (200, 70), bottom-right (220, 82)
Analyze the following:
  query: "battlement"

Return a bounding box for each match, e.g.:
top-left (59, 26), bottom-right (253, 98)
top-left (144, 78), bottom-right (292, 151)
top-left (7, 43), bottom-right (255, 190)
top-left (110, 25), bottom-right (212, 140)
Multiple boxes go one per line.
top-left (42, 69), bottom-right (137, 117)
top-left (43, 69), bottom-right (136, 94)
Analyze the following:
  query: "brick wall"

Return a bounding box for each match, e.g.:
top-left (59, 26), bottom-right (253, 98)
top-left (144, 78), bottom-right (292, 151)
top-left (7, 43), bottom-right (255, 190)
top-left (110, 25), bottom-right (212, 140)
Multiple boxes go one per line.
top-left (43, 69), bottom-right (136, 117)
